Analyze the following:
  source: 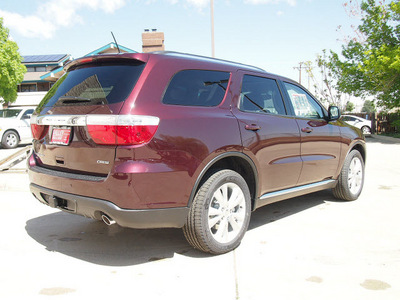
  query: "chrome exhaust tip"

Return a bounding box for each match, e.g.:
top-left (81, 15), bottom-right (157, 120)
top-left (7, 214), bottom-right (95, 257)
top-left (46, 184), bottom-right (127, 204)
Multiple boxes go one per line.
top-left (101, 214), bottom-right (116, 226)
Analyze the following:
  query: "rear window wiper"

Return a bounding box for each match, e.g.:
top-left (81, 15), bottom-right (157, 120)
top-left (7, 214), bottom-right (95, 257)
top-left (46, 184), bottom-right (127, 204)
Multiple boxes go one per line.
top-left (203, 80), bottom-right (229, 90)
top-left (59, 96), bottom-right (92, 104)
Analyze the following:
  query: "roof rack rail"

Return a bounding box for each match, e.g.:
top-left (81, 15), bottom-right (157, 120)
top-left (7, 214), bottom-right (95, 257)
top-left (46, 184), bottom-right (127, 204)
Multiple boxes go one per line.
top-left (150, 51), bottom-right (266, 72)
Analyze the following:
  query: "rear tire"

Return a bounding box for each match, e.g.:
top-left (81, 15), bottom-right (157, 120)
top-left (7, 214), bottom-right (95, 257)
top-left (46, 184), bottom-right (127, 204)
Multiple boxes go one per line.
top-left (1, 130), bottom-right (20, 149)
top-left (361, 126), bottom-right (371, 135)
top-left (333, 150), bottom-right (365, 201)
top-left (183, 170), bottom-right (251, 254)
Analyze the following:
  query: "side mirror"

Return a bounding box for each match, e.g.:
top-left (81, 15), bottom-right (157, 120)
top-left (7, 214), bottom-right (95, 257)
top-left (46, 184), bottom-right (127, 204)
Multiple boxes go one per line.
top-left (328, 106), bottom-right (340, 121)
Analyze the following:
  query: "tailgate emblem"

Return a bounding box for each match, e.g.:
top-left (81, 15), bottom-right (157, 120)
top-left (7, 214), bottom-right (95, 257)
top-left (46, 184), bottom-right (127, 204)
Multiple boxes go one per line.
top-left (97, 160), bottom-right (110, 165)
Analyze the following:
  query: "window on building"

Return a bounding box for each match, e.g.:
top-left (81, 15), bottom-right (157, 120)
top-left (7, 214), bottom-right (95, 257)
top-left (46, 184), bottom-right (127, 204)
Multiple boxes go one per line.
top-left (20, 84), bottom-right (37, 92)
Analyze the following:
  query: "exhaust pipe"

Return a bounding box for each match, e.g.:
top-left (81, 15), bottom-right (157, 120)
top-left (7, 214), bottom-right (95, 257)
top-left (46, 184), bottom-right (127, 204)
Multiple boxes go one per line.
top-left (101, 214), bottom-right (116, 226)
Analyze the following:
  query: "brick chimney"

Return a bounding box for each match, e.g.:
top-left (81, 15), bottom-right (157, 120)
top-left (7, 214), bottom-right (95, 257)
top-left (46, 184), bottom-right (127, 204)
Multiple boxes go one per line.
top-left (142, 29), bottom-right (165, 53)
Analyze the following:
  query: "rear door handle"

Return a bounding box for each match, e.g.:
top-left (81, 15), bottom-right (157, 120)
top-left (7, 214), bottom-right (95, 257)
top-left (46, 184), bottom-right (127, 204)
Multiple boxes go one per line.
top-left (245, 124), bottom-right (261, 131)
top-left (301, 127), bottom-right (313, 133)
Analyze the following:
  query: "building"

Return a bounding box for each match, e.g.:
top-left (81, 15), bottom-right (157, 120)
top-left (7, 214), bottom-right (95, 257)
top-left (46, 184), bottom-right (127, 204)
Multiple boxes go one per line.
top-left (3, 42), bottom-right (137, 108)
top-left (12, 54), bottom-right (72, 107)
top-left (142, 29), bottom-right (165, 53)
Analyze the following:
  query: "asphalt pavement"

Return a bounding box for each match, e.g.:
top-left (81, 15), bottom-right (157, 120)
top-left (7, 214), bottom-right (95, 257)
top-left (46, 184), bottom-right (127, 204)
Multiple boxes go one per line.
top-left (0, 135), bottom-right (399, 299)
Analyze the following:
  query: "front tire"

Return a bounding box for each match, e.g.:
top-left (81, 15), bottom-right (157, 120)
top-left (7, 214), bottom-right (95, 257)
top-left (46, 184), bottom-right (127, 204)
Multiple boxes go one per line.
top-left (183, 170), bottom-right (251, 254)
top-left (1, 130), bottom-right (20, 149)
top-left (333, 150), bottom-right (365, 201)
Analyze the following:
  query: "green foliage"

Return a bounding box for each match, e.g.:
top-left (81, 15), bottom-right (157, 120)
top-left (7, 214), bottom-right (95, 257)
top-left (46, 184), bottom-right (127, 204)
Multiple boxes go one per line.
top-left (361, 99), bottom-right (376, 113)
top-left (345, 101), bottom-right (355, 112)
top-left (0, 18), bottom-right (26, 104)
top-left (304, 51), bottom-right (346, 109)
top-left (327, 0), bottom-right (400, 110)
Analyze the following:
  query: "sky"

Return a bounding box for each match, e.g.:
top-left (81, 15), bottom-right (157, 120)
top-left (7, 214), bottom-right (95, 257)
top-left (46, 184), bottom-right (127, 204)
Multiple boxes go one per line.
top-left (0, 0), bottom-right (359, 83)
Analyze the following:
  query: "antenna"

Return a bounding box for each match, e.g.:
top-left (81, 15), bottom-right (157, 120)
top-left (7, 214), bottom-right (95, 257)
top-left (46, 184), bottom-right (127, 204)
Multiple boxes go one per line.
top-left (111, 31), bottom-right (121, 54)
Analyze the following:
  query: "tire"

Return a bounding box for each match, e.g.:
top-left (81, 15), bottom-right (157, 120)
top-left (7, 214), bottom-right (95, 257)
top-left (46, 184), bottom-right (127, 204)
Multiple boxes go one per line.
top-left (183, 170), bottom-right (251, 254)
top-left (333, 150), bottom-right (365, 201)
top-left (1, 130), bottom-right (20, 149)
top-left (361, 126), bottom-right (371, 135)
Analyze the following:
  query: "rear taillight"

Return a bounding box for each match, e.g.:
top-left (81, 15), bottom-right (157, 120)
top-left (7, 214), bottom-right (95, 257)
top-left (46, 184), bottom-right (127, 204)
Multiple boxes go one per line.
top-left (87, 115), bottom-right (159, 145)
top-left (30, 115), bottom-right (49, 140)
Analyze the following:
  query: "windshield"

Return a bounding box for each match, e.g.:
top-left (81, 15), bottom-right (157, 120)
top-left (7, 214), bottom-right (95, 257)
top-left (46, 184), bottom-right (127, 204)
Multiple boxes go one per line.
top-left (0, 109), bottom-right (22, 118)
top-left (38, 60), bottom-right (145, 108)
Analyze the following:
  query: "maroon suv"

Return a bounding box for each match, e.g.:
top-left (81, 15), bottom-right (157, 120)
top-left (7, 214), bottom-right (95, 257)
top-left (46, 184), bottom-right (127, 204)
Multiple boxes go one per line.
top-left (28, 52), bottom-right (366, 254)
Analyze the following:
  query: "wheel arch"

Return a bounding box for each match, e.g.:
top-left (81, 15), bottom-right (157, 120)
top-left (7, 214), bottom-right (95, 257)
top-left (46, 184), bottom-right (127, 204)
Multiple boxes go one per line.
top-left (188, 152), bottom-right (259, 210)
top-left (3, 129), bottom-right (20, 139)
top-left (350, 141), bottom-right (366, 164)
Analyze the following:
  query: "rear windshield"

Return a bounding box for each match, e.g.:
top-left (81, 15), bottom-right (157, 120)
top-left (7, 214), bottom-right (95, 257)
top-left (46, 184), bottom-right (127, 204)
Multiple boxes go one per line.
top-left (38, 61), bottom-right (145, 107)
top-left (162, 70), bottom-right (230, 107)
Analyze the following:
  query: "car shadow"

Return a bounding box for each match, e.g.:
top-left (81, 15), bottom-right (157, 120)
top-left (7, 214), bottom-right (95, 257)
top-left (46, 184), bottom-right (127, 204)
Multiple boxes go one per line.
top-left (248, 190), bottom-right (337, 230)
top-left (25, 190), bottom-right (338, 266)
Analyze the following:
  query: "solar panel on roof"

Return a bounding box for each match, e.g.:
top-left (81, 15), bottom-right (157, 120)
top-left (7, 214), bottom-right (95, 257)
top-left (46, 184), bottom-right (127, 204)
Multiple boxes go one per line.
top-left (23, 54), bottom-right (68, 63)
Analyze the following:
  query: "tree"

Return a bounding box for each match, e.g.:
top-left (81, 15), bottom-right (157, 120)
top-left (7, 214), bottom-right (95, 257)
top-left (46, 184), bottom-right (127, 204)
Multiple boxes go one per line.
top-left (345, 101), bottom-right (355, 112)
top-left (304, 51), bottom-right (350, 110)
top-left (361, 99), bottom-right (376, 113)
top-left (327, 0), bottom-right (400, 110)
top-left (0, 18), bottom-right (26, 104)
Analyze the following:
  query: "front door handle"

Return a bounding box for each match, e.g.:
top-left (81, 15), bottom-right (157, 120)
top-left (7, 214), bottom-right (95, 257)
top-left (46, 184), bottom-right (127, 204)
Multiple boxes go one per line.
top-left (301, 127), bottom-right (313, 133)
top-left (245, 124), bottom-right (261, 131)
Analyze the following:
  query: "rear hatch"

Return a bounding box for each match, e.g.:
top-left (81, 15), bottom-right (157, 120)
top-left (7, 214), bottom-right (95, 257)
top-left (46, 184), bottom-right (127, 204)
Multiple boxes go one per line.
top-left (30, 56), bottom-right (146, 176)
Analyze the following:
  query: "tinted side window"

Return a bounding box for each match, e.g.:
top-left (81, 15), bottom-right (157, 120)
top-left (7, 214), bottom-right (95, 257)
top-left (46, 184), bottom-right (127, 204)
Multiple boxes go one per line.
top-left (22, 109), bottom-right (34, 119)
top-left (163, 70), bottom-right (230, 107)
top-left (283, 82), bottom-right (324, 119)
top-left (239, 75), bottom-right (286, 115)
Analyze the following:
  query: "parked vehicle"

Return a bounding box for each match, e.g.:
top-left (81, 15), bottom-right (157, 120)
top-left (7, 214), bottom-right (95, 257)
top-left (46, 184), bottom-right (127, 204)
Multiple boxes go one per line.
top-left (341, 115), bottom-right (372, 134)
top-left (0, 107), bottom-right (35, 148)
top-left (28, 52), bottom-right (366, 254)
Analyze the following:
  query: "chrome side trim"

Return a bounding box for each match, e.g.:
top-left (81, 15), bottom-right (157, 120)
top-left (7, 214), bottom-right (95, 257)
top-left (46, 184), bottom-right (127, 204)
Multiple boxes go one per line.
top-left (33, 115), bottom-right (86, 126)
top-left (254, 179), bottom-right (337, 210)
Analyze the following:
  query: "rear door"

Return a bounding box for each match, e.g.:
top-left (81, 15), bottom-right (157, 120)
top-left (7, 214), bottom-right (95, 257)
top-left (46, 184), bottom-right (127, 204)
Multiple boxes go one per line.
top-left (280, 81), bottom-right (341, 185)
top-left (18, 109), bottom-right (34, 141)
top-left (232, 72), bottom-right (302, 195)
top-left (31, 59), bottom-right (145, 176)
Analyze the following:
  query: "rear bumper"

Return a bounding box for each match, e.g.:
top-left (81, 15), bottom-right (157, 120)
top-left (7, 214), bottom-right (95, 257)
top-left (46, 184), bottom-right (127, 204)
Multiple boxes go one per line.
top-left (30, 183), bottom-right (189, 229)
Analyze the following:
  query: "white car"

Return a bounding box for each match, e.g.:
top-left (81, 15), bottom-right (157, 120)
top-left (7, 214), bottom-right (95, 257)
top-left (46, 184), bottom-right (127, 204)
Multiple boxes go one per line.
top-left (341, 115), bottom-right (372, 135)
top-left (0, 107), bottom-right (36, 148)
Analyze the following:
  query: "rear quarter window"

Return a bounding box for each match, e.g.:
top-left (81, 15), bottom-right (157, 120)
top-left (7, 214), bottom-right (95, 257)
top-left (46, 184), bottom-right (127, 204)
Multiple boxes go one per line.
top-left (162, 70), bottom-right (230, 107)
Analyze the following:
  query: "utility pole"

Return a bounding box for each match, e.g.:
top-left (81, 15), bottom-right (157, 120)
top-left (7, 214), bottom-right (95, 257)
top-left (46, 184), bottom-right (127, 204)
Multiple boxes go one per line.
top-left (210, 0), bottom-right (215, 58)
top-left (293, 62), bottom-right (307, 85)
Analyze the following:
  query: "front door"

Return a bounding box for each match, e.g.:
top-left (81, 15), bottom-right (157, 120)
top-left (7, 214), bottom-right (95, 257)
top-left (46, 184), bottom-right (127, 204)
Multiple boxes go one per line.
top-left (281, 82), bottom-right (341, 185)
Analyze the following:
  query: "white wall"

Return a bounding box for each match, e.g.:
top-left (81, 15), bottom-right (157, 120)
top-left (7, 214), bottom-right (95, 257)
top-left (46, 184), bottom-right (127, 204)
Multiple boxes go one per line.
top-left (2, 92), bottom-right (46, 107)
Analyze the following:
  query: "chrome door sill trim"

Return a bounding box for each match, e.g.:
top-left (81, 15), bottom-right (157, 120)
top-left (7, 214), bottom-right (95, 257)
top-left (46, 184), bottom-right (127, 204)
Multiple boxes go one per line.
top-left (254, 179), bottom-right (336, 210)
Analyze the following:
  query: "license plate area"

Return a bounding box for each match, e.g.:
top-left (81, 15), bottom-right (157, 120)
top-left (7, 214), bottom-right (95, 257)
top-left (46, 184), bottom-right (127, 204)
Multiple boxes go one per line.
top-left (50, 126), bottom-right (72, 145)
